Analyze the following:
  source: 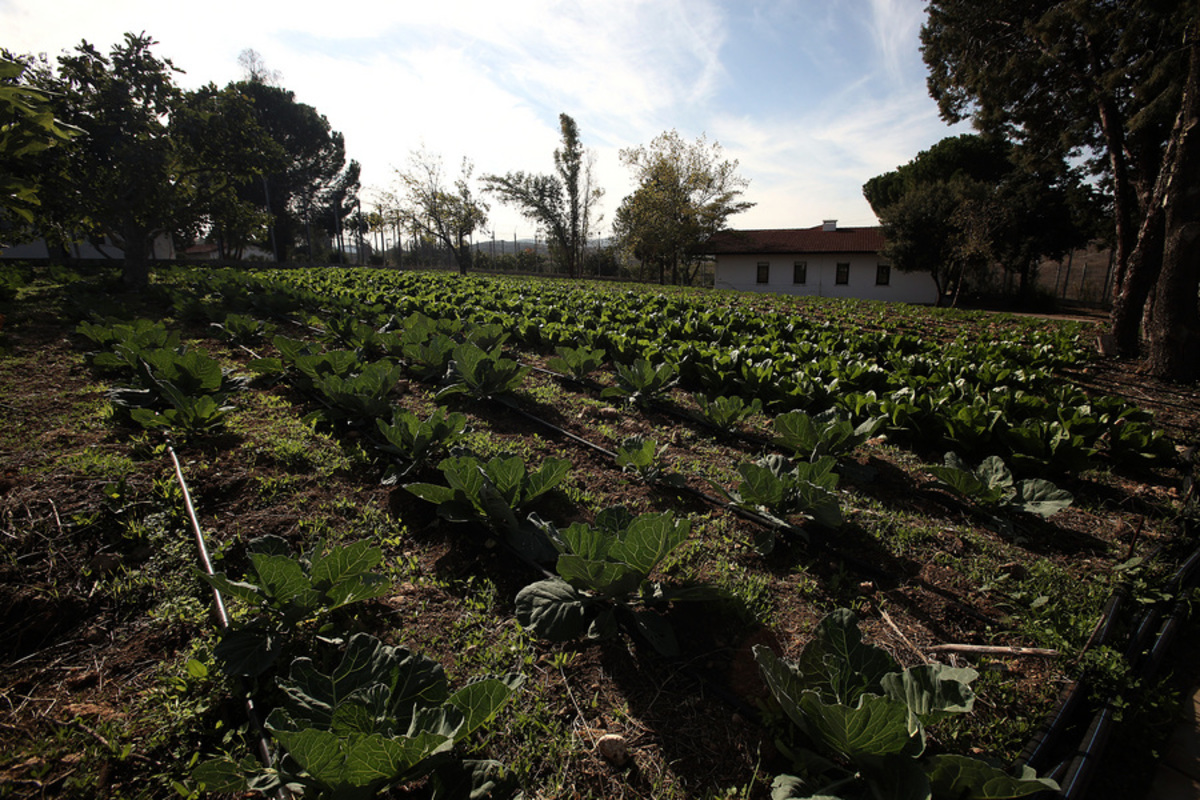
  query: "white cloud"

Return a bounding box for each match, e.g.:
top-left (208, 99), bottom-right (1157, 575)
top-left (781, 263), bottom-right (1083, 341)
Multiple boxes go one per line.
top-left (3, 0), bottom-right (964, 239)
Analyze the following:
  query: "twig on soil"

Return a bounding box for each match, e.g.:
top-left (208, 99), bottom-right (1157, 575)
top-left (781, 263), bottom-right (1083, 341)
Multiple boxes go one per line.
top-left (926, 644), bottom-right (1059, 658)
top-left (50, 716), bottom-right (155, 764)
top-left (877, 607), bottom-right (929, 665)
top-left (48, 498), bottom-right (64, 539)
top-left (559, 668), bottom-right (597, 748)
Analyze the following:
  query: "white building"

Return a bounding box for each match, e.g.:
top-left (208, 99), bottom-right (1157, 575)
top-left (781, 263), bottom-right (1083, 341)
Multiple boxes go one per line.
top-left (0, 233), bottom-right (175, 261)
top-left (705, 220), bottom-right (939, 304)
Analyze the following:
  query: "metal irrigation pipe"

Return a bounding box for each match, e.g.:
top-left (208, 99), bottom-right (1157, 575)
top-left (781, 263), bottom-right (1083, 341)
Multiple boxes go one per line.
top-left (168, 446), bottom-right (286, 798)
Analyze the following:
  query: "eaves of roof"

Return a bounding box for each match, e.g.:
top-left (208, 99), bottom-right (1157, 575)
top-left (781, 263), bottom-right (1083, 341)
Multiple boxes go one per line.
top-left (702, 225), bottom-right (885, 254)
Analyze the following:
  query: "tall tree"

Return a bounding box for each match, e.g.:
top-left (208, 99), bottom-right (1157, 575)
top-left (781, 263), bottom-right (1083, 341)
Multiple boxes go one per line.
top-left (233, 76), bottom-right (349, 262)
top-left (864, 134), bottom-right (1093, 304)
top-left (171, 82), bottom-right (284, 258)
top-left (483, 113), bottom-right (602, 278)
top-left (50, 33), bottom-right (185, 288)
top-left (614, 130), bottom-right (753, 285)
top-left (921, 1), bottom-right (1196, 378)
top-left (1145, 24), bottom-right (1200, 379)
top-left (392, 149), bottom-right (488, 274)
top-left (872, 178), bottom-right (979, 303)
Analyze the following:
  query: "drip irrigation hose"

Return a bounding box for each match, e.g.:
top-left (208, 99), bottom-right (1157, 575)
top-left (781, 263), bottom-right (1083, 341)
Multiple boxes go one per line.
top-left (496, 398), bottom-right (893, 583)
top-left (1019, 587), bottom-right (1129, 774)
top-left (1020, 540), bottom-right (1184, 780)
top-left (169, 446), bottom-right (287, 799)
top-left (526, 364), bottom-right (783, 455)
top-left (1049, 532), bottom-right (1200, 799)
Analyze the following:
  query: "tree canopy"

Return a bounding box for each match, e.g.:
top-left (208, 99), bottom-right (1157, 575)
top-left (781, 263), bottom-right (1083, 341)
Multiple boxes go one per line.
top-left (614, 130), bottom-right (753, 285)
top-left (864, 134), bottom-right (1094, 304)
top-left (483, 113), bottom-right (602, 278)
top-left (171, 82), bottom-right (285, 259)
top-left (0, 57), bottom-right (80, 226)
top-left (231, 77), bottom-right (354, 262)
top-left (391, 150), bottom-right (488, 275)
top-left (42, 33), bottom-right (186, 288)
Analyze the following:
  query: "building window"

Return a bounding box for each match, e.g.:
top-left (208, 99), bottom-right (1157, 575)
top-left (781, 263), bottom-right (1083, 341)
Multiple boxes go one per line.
top-left (756, 262), bottom-right (769, 284)
top-left (876, 264), bottom-right (891, 286)
top-left (835, 263), bottom-right (850, 285)
top-left (793, 261), bottom-right (807, 285)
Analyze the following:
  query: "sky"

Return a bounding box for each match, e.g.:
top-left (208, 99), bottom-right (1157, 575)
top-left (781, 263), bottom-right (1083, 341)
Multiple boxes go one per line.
top-left (3, 0), bottom-right (972, 239)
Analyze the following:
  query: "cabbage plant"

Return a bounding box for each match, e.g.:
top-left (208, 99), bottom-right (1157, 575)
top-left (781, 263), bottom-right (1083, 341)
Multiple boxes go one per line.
top-left (515, 509), bottom-right (710, 656)
top-left (195, 633), bottom-right (522, 800)
top-left (754, 609), bottom-right (1058, 800)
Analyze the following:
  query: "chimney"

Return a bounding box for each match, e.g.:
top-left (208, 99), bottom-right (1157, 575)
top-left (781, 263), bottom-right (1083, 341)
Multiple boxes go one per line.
top-left (822, 219), bottom-right (837, 232)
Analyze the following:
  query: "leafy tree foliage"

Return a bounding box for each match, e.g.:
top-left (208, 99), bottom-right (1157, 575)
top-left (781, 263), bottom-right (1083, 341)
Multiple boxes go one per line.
top-left (46, 33), bottom-right (185, 288)
top-left (232, 76), bottom-right (354, 262)
top-left (171, 82), bottom-right (285, 259)
top-left (865, 134), bottom-right (1094, 305)
top-left (921, 1), bottom-right (1199, 378)
top-left (390, 150), bottom-right (488, 274)
top-left (0, 57), bottom-right (79, 225)
top-left (614, 130), bottom-right (753, 285)
top-left (483, 113), bottom-right (602, 278)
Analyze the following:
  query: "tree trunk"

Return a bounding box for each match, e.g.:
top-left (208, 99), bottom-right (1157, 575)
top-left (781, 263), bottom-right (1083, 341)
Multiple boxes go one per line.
top-left (1147, 32), bottom-right (1200, 381)
top-left (1090, 34), bottom-right (1150, 355)
top-left (121, 222), bottom-right (151, 291)
top-left (1110, 206), bottom-right (1164, 356)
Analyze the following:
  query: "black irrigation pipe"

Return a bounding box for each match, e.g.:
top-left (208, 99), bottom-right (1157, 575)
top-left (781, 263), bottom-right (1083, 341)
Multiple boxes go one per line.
top-left (168, 446), bottom-right (288, 800)
top-left (525, 364), bottom-right (782, 455)
top-left (494, 396), bottom-right (894, 584)
top-left (1015, 529), bottom-right (1200, 798)
top-left (1018, 587), bottom-right (1129, 776)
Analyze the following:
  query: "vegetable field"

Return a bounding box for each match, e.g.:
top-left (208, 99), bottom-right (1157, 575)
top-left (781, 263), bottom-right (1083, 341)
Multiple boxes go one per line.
top-left (1, 264), bottom-right (1197, 799)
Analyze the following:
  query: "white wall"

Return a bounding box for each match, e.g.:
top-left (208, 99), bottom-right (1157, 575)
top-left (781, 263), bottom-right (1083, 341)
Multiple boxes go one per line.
top-left (0, 233), bottom-right (174, 261)
top-left (713, 252), bottom-right (939, 304)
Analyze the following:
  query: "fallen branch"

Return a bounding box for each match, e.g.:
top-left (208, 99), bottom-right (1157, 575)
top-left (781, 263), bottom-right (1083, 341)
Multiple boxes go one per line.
top-left (926, 643), bottom-right (1059, 658)
top-left (878, 607), bottom-right (929, 665)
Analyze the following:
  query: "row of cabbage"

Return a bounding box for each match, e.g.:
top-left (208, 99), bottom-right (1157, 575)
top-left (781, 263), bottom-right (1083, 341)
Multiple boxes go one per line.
top-left (172, 266), bottom-right (1174, 477)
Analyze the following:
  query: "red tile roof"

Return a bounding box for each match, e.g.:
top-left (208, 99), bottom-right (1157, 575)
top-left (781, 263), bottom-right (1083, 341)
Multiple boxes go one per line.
top-left (702, 225), bottom-right (885, 254)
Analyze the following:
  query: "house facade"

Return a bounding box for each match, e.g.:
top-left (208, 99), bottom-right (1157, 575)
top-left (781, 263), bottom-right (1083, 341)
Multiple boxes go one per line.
top-left (704, 220), bottom-right (939, 305)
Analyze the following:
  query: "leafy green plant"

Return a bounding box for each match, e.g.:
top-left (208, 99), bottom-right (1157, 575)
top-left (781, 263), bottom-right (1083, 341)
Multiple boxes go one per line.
top-left (715, 454), bottom-right (842, 552)
top-left (212, 312), bottom-right (272, 346)
top-left (76, 318), bottom-right (181, 372)
top-left (773, 409), bottom-right (884, 461)
top-left (375, 406), bottom-right (469, 482)
top-left (1001, 419), bottom-right (1095, 474)
top-left (195, 633), bottom-right (522, 800)
top-left (311, 360), bottom-right (404, 425)
top-left (1105, 419), bottom-right (1176, 465)
top-left (929, 452), bottom-right (1073, 519)
top-left (614, 436), bottom-right (686, 487)
top-left (324, 314), bottom-right (385, 354)
top-left (125, 382), bottom-right (234, 434)
top-left (693, 393), bottom-right (763, 431)
top-left (403, 333), bottom-right (459, 383)
top-left (437, 342), bottom-right (530, 401)
top-left (515, 509), bottom-right (708, 656)
top-left (546, 344), bottom-right (605, 379)
top-left (405, 455), bottom-right (571, 560)
top-left (198, 535), bottom-right (390, 677)
top-left (81, 320), bottom-right (248, 435)
top-left (602, 358), bottom-right (679, 406)
top-left (463, 322), bottom-right (510, 352)
top-left (753, 609), bottom-right (1058, 800)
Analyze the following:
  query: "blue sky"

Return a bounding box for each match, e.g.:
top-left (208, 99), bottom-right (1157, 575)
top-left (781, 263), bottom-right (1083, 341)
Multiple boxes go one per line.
top-left (4, 0), bottom-right (970, 237)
